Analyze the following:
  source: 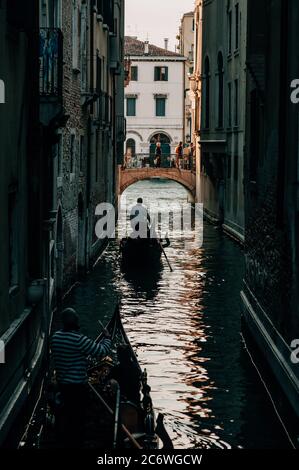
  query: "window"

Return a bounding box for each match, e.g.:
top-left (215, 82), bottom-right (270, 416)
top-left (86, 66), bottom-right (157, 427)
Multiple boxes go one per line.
top-left (156, 97), bottom-right (166, 117)
top-left (44, 0), bottom-right (62, 28)
top-left (70, 133), bottom-right (76, 173)
top-left (126, 97), bottom-right (136, 116)
top-left (126, 139), bottom-right (136, 157)
top-left (217, 52), bottom-right (224, 128)
top-left (103, 0), bottom-right (114, 31)
top-left (154, 66), bottom-right (168, 81)
top-left (97, 0), bottom-right (103, 16)
top-left (228, 10), bottom-right (232, 55)
top-left (54, 0), bottom-right (62, 28)
top-left (80, 2), bottom-right (88, 91)
top-left (189, 45), bottom-right (194, 62)
top-left (96, 55), bottom-right (102, 93)
top-left (72, 1), bottom-right (80, 70)
top-left (234, 79), bottom-right (239, 126)
top-left (235, 4), bottom-right (239, 50)
top-left (204, 57), bottom-right (210, 129)
top-left (228, 82), bottom-right (232, 128)
top-left (131, 66), bottom-right (138, 81)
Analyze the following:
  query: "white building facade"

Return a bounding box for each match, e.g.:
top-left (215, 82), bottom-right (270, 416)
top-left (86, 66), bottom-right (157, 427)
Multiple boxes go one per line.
top-left (124, 37), bottom-right (185, 162)
top-left (177, 12), bottom-right (195, 144)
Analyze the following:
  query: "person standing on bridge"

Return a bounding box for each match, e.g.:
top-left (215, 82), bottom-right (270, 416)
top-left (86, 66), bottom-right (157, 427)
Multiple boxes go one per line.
top-left (175, 142), bottom-right (183, 169)
top-left (154, 142), bottom-right (162, 168)
top-left (188, 143), bottom-right (194, 170)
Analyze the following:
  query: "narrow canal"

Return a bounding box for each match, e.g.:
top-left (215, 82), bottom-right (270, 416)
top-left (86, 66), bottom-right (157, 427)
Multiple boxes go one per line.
top-left (64, 179), bottom-right (290, 449)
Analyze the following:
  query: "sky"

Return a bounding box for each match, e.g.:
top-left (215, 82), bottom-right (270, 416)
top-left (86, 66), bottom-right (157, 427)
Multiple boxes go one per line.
top-left (125, 0), bottom-right (195, 52)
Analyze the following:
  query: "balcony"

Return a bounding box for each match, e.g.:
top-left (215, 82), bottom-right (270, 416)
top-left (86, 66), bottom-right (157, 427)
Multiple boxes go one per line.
top-left (39, 28), bottom-right (63, 126)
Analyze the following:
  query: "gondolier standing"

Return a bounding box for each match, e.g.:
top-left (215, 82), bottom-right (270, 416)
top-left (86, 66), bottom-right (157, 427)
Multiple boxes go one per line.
top-left (51, 308), bottom-right (111, 447)
top-left (130, 197), bottom-right (151, 238)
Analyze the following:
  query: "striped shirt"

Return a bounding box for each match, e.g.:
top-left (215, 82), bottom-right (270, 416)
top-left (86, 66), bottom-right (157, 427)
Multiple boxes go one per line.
top-left (51, 330), bottom-right (111, 384)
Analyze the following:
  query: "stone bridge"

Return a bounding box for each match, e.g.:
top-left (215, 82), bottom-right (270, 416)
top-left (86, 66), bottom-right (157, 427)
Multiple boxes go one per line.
top-left (117, 166), bottom-right (196, 197)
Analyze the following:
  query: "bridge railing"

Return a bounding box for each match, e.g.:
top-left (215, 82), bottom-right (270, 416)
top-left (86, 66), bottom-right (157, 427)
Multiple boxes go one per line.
top-left (123, 153), bottom-right (195, 171)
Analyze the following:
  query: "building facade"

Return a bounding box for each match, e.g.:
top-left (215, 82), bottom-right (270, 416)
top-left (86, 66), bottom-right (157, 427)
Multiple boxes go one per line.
top-left (242, 0), bottom-right (299, 421)
top-left (190, 0), bottom-right (203, 203)
top-left (0, 0), bottom-right (49, 445)
top-left (177, 12), bottom-right (195, 145)
top-left (124, 37), bottom-right (185, 163)
top-left (40, 0), bottom-right (125, 301)
top-left (0, 0), bottom-right (125, 444)
top-left (199, 0), bottom-right (246, 243)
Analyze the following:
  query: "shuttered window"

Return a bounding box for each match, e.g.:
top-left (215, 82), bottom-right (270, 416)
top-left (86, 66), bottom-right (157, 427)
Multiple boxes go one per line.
top-left (155, 98), bottom-right (166, 117)
top-left (127, 98), bottom-right (136, 116)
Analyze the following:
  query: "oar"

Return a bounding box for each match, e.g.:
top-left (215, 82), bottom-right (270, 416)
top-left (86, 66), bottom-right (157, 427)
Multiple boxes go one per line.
top-left (98, 319), bottom-right (110, 336)
top-left (113, 383), bottom-right (121, 449)
top-left (158, 238), bottom-right (173, 272)
top-left (88, 383), bottom-right (142, 450)
top-left (151, 221), bottom-right (173, 272)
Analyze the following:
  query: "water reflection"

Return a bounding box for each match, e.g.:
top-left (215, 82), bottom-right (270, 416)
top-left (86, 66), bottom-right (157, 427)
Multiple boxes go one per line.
top-left (121, 263), bottom-right (163, 301)
top-left (64, 180), bottom-right (290, 449)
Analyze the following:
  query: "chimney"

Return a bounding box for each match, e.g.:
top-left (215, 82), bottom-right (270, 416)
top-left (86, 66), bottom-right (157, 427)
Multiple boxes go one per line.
top-left (144, 41), bottom-right (149, 55)
top-left (164, 38), bottom-right (169, 51)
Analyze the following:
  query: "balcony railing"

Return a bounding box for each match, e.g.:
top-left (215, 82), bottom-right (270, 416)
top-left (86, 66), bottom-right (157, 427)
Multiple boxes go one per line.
top-left (123, 154), bottom-right (195, 171)
top-left (39, 28), bottom-right (63, 97)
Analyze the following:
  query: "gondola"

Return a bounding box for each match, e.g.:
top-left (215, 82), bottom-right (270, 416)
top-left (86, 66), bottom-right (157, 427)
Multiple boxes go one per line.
top-left (120, 235), bottom-right (170, 268)
top-left (19, 305), bottom-right (173, 450)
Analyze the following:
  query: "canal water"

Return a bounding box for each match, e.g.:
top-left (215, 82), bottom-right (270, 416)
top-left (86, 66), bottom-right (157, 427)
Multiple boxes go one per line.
top-left (64, 179), bottom-right (290, 449)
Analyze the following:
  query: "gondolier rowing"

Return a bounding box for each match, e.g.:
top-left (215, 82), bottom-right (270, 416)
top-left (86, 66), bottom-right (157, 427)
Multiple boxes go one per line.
top-left (50, 308), bottom-right (112, 447)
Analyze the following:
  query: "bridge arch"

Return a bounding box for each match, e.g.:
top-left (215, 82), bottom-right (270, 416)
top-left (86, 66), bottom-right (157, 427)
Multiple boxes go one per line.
top-left (118, 167), bottom-right (196, 199)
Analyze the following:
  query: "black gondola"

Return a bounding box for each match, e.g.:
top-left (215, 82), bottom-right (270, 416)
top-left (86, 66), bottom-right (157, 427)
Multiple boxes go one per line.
top-left (20, 305), bottom-right (173, 450)
top-left (120, 236), bottom-right (170, 268)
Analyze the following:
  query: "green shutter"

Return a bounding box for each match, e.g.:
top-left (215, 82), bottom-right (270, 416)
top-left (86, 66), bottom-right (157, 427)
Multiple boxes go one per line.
top-left (154, 67), bottom-right (159, 81)
top-left (127, 98), bottom-right (136, 116)
top-left (156, 98), bottom-right (166, 117)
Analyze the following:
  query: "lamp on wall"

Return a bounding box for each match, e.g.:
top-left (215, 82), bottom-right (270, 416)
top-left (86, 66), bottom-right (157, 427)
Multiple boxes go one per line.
top-left (27, 279), bottom-right (46, 305)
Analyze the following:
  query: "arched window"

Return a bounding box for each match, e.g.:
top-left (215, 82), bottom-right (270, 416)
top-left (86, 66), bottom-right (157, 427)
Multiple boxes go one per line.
top-left (150, 133), bottom-right (171, 144)
top-left (217, 52), bottom-right (224, 128)
top-left (204, 57), bottom-right (210, 129)
top-left (126, 138), bottom-right (136, 157)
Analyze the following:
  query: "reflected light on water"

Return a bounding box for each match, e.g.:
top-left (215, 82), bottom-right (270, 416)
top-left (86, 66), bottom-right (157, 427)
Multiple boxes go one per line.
top-left (65, 179), bottom-right (290, 449)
